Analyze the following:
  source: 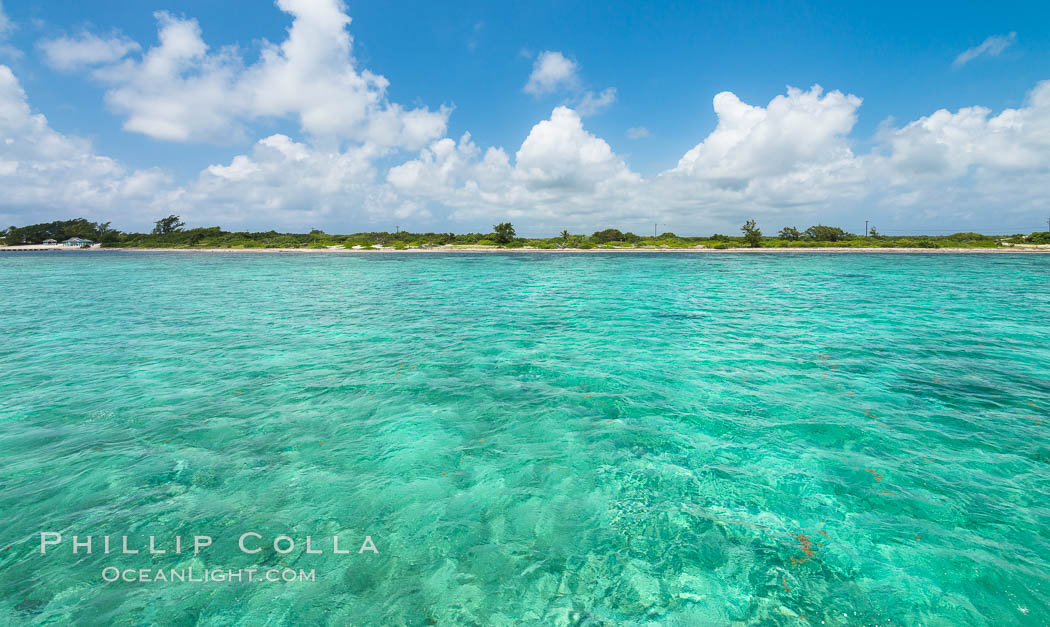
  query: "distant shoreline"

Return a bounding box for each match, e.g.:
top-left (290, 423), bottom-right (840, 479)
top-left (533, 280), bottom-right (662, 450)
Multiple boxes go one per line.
top-left (4, 245), bottom-right (1050, 254)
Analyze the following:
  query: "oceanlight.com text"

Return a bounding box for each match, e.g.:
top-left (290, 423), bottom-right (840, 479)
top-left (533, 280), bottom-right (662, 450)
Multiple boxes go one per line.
top-left (101, 567), bottom-right (316, 584)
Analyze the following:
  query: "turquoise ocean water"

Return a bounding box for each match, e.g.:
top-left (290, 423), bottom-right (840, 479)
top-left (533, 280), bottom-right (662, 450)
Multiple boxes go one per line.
top-left (1, 251), bottom-right (1048, 625)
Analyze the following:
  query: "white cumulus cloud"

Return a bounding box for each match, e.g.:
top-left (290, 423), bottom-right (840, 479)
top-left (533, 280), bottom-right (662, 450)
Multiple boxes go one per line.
top-left (68, 0), bottom-right (448, 148)
top-left (163, 133), bottom-right (402, 229)
top-left (387, 106), bottom-right (641, 229)
top-left (0, 64), bottom-right (169, 229)
top-left (39, 32), bottom-right (141, 70)
top-left (523, 50), bottom-right (616, 116)
top-left (524, 51), bottom-right (579, 95)
top-left (863, 79), bottom-right (1050, 221)
top-left (577, 87), bottom-right (617, 116)
top-left (673, 86), bottom-right (860, 182)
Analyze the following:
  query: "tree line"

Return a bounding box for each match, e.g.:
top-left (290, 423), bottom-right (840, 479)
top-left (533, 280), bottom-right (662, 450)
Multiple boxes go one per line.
top-left (2, 219), bottom-right (118, 245)
top-left (2, 216), bottom-right (1044, 249)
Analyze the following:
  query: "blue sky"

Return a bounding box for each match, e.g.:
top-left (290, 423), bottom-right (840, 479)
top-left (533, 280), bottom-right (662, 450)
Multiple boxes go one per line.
top-left (1, 0), bottom-right (1048, 235)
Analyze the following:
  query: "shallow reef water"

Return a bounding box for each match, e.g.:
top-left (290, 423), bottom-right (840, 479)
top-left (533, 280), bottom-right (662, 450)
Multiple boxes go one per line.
top-left (0, 251), bottom-right (1048, 625)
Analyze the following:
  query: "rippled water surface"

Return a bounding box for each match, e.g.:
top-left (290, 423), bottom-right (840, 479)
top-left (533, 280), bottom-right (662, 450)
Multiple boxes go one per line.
top-left (1, 251), bottom-right (1049, 625)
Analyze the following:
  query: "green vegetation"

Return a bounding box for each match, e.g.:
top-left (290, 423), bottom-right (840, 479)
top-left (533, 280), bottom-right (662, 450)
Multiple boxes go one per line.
top-left (741, 220), bottom-right (762, 248)
top-left (592, 228), bottom-right (626, 244)
top-left (493, 222), bottom-right (515, 244)
top-left (1011, 231), bottom-right (1050, 245)
top-left (2, 217), bottom-right (1044, 251)
top-left (152, 215), bottom-right (186, 235)
top-left (3, 219), bottom-right (118, 245)
top-left (804, 225), bottom-right (849, 242)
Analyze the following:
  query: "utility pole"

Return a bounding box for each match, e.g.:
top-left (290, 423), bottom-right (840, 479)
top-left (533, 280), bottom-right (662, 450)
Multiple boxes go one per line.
top-left (865, 220), bottom-right (869, 237)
